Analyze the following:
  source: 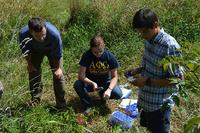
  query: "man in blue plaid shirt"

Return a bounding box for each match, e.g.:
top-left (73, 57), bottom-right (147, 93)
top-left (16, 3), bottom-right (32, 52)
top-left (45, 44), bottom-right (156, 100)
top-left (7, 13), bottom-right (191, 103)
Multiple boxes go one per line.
top-left (125, 8), bottom-right (184, 133)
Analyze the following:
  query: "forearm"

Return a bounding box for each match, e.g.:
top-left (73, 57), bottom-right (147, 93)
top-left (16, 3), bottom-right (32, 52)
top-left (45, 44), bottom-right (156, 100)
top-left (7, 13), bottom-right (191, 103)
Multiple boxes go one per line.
top-left (149, 79), bottom-right (173, 87)
top-left (148, 77), bottom-right (183, 87)
top-left (78, 76), bottom-right (94, 86)
top-left (52, 58), bottom-right (62, 70)
top-left (108, 76), bottom-right (118, 90)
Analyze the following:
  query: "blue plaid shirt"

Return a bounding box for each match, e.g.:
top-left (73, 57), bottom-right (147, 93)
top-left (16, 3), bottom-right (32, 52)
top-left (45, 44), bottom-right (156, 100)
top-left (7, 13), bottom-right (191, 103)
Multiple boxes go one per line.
top-left (138, 28), bottom-right (184, 112)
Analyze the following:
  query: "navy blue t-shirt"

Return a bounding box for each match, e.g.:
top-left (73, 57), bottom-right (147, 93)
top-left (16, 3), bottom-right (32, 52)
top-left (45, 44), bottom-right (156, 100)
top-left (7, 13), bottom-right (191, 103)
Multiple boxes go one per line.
top-left (19, 22), bottom-right (62, 59)
top-left (79, 49), bottom-right (119, 85)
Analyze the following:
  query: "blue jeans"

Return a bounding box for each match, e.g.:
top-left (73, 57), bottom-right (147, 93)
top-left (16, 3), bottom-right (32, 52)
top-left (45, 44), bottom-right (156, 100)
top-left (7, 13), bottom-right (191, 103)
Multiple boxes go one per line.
top-left (74, 80), bottom-right (122, 107)
top-left (140, 108), bottom-right (171, 133)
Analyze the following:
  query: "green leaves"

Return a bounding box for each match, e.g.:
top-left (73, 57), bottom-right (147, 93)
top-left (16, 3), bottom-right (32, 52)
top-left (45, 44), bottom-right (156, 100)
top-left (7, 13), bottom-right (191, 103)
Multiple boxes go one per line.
top-left (171, 95), bottom-right (180, 107)
top-left (160, 42), bottom-right (200, 133)
top-left (184, 117), bottom-right (200, 133)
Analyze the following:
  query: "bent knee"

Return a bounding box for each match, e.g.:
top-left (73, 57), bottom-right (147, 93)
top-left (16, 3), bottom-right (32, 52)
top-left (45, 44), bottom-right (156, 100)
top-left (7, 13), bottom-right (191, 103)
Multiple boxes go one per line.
top-left (74, 80), bottom-right (84, 90)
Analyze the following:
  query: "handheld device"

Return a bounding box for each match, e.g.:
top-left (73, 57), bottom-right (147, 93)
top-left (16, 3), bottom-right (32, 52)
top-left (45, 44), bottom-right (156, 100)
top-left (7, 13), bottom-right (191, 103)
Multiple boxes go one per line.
top-left (127, 76), bottom-right (136, 82)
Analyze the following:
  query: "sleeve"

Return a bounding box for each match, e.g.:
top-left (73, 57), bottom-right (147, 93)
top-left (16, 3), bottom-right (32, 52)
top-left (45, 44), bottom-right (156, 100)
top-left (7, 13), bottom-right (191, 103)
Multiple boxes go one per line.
top-left (79, 52), bottom-right (90, 67)
top-left (167, 42), bottom-right (184, 78)
top-left (51, 33), bottom-right (63, 59)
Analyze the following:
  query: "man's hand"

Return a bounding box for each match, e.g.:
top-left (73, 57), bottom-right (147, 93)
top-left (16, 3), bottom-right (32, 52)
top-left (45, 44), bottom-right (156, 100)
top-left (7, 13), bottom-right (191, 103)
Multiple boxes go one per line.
top-left (130, 76), bottom-right (147, 87)
top-left (54, 68), bottom-right (63, 79)
top-left (103, 88), bottom-right (112, 100)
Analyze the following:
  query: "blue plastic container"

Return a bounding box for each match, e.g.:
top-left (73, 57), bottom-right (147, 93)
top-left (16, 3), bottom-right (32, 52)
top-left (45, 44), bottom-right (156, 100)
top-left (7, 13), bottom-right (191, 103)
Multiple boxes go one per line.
top-left (110, 111), bottom-right (134, 129)
top-left (125, 103), bottom-right (139, 118)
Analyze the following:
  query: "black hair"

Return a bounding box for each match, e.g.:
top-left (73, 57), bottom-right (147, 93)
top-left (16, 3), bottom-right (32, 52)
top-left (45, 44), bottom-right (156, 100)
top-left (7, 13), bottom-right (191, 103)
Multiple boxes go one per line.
top-left (90, 33), bottom-right (104, 48)
top-left (132, 8), bottom-right (158, 29)
top-left (28, 17), bottom-right (46, 32)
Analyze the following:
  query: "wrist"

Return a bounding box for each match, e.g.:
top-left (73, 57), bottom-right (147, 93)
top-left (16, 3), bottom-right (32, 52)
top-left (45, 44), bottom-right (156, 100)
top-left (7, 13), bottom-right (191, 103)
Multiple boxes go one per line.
top-left (108, 87), bottom-right (112, 91)
top-left (90, 81), bottom-right (94, 86)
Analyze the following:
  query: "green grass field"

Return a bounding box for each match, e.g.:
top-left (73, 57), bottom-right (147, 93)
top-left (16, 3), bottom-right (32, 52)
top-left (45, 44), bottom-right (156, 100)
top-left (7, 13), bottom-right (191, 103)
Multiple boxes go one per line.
top-left (0, 0), bottom-right (200, 132)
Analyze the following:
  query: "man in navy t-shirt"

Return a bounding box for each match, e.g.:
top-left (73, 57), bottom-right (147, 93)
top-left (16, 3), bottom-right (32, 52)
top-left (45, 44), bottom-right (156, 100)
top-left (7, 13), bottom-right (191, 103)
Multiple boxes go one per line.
top-left (74, 34), bottom-right (122, 114)
top-left (19, 17), bottom-right (66, 111)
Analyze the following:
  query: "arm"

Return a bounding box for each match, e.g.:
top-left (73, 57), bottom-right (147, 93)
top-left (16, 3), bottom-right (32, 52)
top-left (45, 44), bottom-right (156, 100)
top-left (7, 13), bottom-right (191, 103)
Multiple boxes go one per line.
top-left (108, 68), bottom-right (118, 90)
top-left (147, 74), bottom-right (184, 87)
top-left (103, 68), bottom-right (118, 99)
top-left (52, 58), bottom-right (62, 70)
top-left (130, 69), bottom-right (184, 88)
top-left (52, 58), bottom-right (64, 79)
top-left (51, 32), bottom-right (64, 79)
top-left (78, 66), bottom-right (98, 90)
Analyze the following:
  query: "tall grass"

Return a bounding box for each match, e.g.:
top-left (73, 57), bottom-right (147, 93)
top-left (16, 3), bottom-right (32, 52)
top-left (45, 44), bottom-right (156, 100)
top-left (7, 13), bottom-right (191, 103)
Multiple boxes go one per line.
top-left (0, 0), bottom-right (200, 132)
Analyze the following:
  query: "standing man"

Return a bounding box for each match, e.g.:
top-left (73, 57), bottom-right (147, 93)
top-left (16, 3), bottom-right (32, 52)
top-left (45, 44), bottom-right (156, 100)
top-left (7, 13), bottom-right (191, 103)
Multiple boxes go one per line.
top-left (125, 8), bottom-right (184, 133)
top-left (19, 17), bottom-right (67, 111)
top-left (74, 34), bottom-right (122, 114)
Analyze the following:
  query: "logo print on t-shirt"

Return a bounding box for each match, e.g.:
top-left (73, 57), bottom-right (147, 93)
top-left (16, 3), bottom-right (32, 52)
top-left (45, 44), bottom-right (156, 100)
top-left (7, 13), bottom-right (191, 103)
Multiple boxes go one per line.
top-left (89, 61), bottom-right (110, 74)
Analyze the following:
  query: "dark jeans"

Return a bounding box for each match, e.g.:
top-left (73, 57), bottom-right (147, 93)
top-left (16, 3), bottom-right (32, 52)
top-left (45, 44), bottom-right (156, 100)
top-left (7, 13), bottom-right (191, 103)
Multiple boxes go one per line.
top-left (140, 108), bottom-right (171, 133)
top-left (73, 80), bottom-right (122, 107)
top-left (28, 52), bottom-right (66, 108)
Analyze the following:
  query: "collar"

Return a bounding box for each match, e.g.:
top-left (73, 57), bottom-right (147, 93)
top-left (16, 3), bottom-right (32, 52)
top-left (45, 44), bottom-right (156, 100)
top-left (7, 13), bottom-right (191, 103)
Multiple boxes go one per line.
top-left (148, 28), bottom-right (164, 44)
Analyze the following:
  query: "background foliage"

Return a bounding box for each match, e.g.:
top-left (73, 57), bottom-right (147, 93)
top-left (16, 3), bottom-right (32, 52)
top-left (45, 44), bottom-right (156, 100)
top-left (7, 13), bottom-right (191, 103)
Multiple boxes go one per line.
top-left (0, 0), bottom-right (199, 132)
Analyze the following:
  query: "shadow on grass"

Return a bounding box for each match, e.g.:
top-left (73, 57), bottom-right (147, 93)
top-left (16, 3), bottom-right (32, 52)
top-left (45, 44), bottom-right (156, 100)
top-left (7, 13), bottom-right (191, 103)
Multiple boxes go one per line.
top-left (67, 96), bottom-right (111, 116)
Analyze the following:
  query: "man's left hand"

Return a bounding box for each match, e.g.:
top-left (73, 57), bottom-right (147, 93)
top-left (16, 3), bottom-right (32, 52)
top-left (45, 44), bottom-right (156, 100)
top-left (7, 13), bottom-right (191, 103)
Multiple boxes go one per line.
top-left (54, 68), bottom-right (63, 79)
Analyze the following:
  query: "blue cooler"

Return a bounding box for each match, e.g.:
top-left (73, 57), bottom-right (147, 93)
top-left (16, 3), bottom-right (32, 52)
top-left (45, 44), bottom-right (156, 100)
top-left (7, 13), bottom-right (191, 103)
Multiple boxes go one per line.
top-left (110, 111), bottom-right (134, 129)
